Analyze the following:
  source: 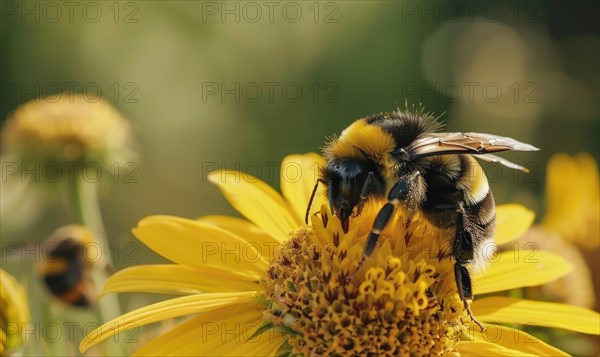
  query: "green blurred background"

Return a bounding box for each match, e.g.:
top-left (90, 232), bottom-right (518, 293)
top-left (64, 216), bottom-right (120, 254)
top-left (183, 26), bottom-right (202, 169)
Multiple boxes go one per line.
top-left (1, 0), bottom-right (599, 355)
top-left (2, 0), bottom-right (598, 244)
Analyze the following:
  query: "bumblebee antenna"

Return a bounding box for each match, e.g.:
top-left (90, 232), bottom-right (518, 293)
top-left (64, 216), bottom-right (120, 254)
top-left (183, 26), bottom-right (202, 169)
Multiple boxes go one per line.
top-left (305, 179), bottom-right (324, 224)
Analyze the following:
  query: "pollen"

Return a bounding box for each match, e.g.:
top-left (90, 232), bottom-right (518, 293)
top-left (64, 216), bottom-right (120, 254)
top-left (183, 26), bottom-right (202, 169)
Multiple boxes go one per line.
top-left (262, 206), bottom-right (467, 356)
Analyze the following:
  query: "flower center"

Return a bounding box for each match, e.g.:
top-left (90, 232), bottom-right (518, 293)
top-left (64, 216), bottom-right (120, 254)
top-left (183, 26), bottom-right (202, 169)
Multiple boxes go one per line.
top-left (262, 208), bottom-right (467, 356)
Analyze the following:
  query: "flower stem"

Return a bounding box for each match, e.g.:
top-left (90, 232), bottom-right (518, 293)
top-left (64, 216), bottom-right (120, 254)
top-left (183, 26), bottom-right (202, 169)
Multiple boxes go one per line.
top-left (72, 177), bottom-right (125, 355)
top-left (73, 177), bottom-right (107, 252)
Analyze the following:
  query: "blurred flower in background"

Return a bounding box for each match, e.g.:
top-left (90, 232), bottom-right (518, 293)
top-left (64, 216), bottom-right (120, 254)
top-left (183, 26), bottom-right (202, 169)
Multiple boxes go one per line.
top-left (1, 93), bottom-right (132, 164)
top-left (0, 269), bottom-right (30, 356)
top-left (519, 153), bottom-right (600, 309)
top-left (542, 153), bottom-right (599, 250)
top-left (513, 153), bottom-right (600, 355)
top-left (0, 93), bottom-right (132, 355)
top-left (1, 94), bottom-right (135, 235)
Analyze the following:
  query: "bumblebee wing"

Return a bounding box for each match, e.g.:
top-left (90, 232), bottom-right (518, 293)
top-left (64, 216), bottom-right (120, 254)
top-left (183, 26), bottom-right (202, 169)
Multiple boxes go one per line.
top-left (474, 153), bottom-right (530, 173)
top-left (407, 132), bottom-right (539, 158)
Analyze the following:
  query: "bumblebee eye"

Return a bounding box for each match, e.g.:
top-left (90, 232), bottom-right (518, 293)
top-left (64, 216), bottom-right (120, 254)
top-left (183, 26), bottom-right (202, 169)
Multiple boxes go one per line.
top-left (340, 173), bottom-right (353, 199)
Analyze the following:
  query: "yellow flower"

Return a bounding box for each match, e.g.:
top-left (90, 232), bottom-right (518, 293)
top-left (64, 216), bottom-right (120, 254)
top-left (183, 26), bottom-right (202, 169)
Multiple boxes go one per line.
top-left (519, 153), bottom-right (599, 309)
top-left (542, 153), bottom-right (599, 249)
top-left (1, 94), bottom-right (135, 234)
top-left (1, 269), bottom-right (30, 356)
top-left (1, 93), bottom-right (131, 163)
top-left (80, 154), bottom-right (600, 356)
top-left (518, 227), bottom-right (596, 309)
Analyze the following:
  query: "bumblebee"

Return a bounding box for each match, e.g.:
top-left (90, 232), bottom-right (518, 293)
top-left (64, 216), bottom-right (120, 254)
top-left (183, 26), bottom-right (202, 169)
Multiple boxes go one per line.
top-left (306, 109), bottom-right (538, 328)
top-left (38, 225), bottom-right (100, 307)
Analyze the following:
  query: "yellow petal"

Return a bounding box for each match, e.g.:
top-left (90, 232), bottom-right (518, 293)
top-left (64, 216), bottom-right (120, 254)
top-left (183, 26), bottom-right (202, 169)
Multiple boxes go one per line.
top-left (0, 269), bottom-right (30, 351)
top-left (494, 204), bottom-right (535, 245)
top-left (209, 170), bottom-right (298, 242)
top-left (543, 154), bottom-right (581, 235)
top-left (457, 341), bottom-right (532, 356)
top-left (472, 297), bottom-right (600, 335)
top-left (133, 301), bottom-right (269, 356)
top-left (543, 153), bottom-right (600, 248)
top-left (462, 324), bottom-right (568, 356)
top-left (517, 227), bottom-right (596, 308)
top-left (197, 215), bottom-right (280, 262)
top-left (101, 265), bottom-right (258, 296)
top-left (133, 216), bottom-right (268, 278)
top-left (80, 292), bottom-right (258, 353)
top-left (280, 153), bottom-right (327, 222)
top-left (474, 251), bottom-right (572, 295)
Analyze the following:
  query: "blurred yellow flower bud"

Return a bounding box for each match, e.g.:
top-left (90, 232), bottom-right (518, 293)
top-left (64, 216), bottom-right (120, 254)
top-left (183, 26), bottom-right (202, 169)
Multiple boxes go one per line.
top-left (542, 153), bottom-right (599, 249)
top-left (1, 94), bottom-right (136, 233)
top-left (0, 269), bottom-right (30, 356)
top-left (520, 153), bottom-right (600, 309)
top-left (1, 93), bottom-right (132, 164)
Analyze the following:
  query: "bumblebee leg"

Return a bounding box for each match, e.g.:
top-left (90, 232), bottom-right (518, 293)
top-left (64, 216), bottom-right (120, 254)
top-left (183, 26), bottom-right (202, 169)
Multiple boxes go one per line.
top-left (305, 179), bottom-right (326, 224)
top-left (458, 268), bottom-right (485, 332)
top-left (453, 210), bottom-right (485, 331)
top-left (364, 203), bottom-right (395, 256)
top-left (454, 263), bottom-right (474, 301)
top-left (363, 178), bottom-right (412, 256)
top-left (452, 212), bottom-right (474, 265)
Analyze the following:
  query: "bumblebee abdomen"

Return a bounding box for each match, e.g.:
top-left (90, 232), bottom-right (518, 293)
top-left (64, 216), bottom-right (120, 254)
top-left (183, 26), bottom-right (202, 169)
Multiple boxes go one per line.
top-left (456, 155), bottom-right (490, 206)
top-left (467, 189), bottom-right (496, 271)
top-left (421, 154), bottom-right (495, 237)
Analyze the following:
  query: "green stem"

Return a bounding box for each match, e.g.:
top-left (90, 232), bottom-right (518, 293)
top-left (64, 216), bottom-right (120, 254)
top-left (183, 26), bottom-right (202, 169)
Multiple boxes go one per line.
top-left (71, 177), bottom-right (126, 355)
top-left (73, 178), bottom-right (107, 252)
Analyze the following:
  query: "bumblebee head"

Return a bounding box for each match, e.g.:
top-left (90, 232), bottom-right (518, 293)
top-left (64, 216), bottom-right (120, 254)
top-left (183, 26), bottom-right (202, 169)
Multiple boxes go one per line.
top-left (322, 158), bottom-right (385, 232)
